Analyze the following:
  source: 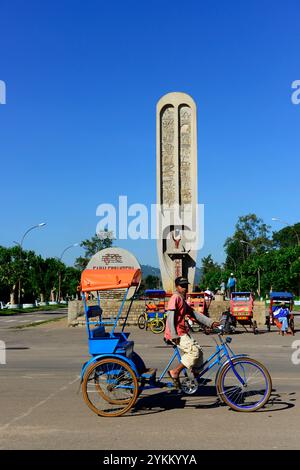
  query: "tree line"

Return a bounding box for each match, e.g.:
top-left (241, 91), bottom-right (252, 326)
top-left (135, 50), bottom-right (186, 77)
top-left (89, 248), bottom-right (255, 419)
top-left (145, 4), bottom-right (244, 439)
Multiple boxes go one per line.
top-left (199, 214), bottom-right (300, 297)
top-left (0, 246), bottom-right (81, 304)
top-left (1, 214), bottom-right (299, 302)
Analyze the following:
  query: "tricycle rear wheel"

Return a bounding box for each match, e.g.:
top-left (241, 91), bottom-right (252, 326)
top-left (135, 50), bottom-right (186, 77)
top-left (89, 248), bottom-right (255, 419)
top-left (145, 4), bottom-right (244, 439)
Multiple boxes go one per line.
top-left (289, 317), bottom-right (295, 335)
top-left (149, 318), bottom-right (165, 334)
top-left (82, 358), bottom-right (139, 417)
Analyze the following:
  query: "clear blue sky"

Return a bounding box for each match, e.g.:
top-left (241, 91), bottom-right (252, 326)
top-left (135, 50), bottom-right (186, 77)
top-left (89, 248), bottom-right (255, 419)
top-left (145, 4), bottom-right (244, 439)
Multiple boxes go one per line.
top-left (0, 0), bottom-right (299, 268)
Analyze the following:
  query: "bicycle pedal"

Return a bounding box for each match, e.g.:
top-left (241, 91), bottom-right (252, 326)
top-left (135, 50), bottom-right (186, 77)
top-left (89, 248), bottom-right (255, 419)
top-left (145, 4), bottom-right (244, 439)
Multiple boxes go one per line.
top-left (141, 368), bottom-right (157, 380)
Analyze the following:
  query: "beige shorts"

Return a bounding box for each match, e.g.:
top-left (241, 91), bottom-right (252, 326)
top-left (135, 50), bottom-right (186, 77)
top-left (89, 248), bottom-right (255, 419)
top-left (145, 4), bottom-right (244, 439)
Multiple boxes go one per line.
top-left (177, 334), bottom-right (203, 369)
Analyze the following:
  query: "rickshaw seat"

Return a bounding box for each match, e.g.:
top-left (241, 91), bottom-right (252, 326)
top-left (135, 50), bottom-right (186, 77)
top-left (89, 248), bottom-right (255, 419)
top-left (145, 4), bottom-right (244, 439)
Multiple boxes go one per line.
top-left (146, 303), bottom-right (157, 311)
top-left (86, 305), bottom-right (103, 318)
top-left (90, 325), bottom-right (107, 338)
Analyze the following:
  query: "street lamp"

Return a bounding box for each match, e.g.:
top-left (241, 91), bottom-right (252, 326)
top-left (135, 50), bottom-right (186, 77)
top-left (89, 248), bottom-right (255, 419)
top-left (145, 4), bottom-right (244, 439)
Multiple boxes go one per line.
top-left (16, 222), bottom-right (47, 305)
top-left (57, 243), bottom-right (79, 302)
top-left (272, 217), bottom-right (300, 246)
top-left (240, 239), bottom-right (256, 256)
top-left (226, 254), bottom-right (237, 272)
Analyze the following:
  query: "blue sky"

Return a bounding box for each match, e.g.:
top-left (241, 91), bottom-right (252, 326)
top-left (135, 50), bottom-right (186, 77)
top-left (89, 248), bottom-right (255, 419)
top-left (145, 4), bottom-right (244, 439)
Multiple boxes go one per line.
top-left (0, 0), bottom-right (299, 268)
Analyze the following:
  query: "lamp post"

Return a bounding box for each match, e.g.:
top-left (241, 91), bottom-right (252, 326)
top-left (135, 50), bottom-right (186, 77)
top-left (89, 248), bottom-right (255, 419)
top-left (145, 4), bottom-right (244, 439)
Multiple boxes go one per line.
top-left (15, 223), bottom-right (46, 305)
top-left (272, 217), bottom-right (300, 246)
top-left (57, 243), bottom-right (79, 302)
top-left (226, 255), bottom-right (237, 272)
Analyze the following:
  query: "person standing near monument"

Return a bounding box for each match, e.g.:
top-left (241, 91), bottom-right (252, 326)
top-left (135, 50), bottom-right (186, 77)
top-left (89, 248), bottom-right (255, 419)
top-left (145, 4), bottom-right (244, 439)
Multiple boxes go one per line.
top-left (220, 280), bottom-right (226, 295)
top-left (227, 273), bottom-right (237, 297)
top-left (164, 277), bottom-right (220, 388)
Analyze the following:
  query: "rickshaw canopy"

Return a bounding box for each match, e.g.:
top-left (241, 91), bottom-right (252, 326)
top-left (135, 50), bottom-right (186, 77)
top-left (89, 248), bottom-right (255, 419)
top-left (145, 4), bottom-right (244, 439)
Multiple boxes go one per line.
top-left (144, 289), bottom-right (166, 297)
top-left (270, 292), bottom-right (293, 300)
top-left (81, 268), bottom-right (141, 292)
top-left (231, 292), bottom-right (253, 300)
top-left (188, 292), bottom-right (205, 297)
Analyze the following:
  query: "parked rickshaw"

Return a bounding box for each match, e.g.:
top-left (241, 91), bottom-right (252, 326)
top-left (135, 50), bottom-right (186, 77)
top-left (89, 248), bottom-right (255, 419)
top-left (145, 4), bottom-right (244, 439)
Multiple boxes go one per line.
top-left (80, 268), bottom-right (272, 417)
top-left (186, 292), bottom-right (209, 333)
top-left (230, 292), bottom-right (258, 334)
top-left (137, 289), bottom-right (167, 334)
top-left (266, 292), bottom-right (295, 334)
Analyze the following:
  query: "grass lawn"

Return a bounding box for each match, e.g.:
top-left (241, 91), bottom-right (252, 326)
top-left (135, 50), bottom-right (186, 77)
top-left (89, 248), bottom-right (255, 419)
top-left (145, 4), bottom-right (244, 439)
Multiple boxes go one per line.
top-left (0, 304), bottom-right (67, 316)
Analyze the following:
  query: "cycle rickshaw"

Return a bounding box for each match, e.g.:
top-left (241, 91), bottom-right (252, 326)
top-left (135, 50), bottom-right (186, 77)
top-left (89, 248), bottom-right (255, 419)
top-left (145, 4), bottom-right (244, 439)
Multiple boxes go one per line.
top-left (266, 292), bottom-right (295, 334)
top-left (137, 289), bottom-right (167, 334)
top-left (186, 292), bottom-right (210, 333)
top-left (80, 268), bottom-right (272, 417)
top-left (230, 292), bottom-right (258, 334)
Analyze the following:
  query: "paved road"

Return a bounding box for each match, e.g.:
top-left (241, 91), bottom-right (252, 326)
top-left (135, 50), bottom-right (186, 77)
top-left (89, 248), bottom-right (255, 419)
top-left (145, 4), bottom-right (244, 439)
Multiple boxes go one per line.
top-left (0, 309), bottom-right (67, 329)
top-left (0, 319), bottom-right (300, 450)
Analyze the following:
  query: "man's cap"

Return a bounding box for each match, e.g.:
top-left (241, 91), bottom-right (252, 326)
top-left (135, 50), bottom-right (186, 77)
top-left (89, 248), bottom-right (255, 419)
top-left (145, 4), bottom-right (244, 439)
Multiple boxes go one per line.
top-left (175, 276), bottom-right (190, 286)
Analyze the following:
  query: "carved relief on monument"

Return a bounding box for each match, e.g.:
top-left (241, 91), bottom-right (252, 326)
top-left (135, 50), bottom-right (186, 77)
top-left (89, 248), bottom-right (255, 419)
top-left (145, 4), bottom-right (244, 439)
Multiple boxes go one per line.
top-left (161, 106), bottom-right (176, 207)
top-left (179, 105), bottom-right (192, 205)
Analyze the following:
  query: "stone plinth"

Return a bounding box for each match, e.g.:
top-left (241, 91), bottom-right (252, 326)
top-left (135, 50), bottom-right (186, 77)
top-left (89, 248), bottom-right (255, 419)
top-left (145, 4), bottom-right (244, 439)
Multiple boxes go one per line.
top-left (68, 299), bottom-right (267, 328)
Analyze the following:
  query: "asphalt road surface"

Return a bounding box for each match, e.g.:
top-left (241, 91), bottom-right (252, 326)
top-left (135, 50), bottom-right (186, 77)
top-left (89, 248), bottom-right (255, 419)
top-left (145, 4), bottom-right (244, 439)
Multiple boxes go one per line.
top-left (0, 309), bottom-right (67, 328)
top-left (0, 318), bottom-right (300, 450)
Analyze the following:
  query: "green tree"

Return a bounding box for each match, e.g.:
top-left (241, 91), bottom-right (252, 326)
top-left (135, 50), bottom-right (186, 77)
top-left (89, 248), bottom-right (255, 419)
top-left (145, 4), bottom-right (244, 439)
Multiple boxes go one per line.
top-left (144, 275), bottom-right (160, 290)
top-left (237, 247), bottom-right (300, 296)
top-left (272, 223), bottom-right (300, 249)
top-left (75, 232), bottom-right (114, 270)
top-left (199, 255), bottom-right (223, 291)
top-left (224, 214), bottom-right (272, 268)
top-left (61, 266), bottom-right (81, 299)
top-left (0, 246), bottom-right (20, 303)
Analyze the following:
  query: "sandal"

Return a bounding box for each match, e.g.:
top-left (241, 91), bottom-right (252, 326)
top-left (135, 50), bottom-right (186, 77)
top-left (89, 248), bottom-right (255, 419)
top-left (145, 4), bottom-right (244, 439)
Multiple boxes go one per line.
top-left (167, 371), bottom-right (181, 389)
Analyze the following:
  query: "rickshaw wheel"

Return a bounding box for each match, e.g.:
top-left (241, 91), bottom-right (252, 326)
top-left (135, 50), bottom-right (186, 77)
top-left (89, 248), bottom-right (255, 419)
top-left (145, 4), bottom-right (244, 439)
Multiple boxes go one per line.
top-left (82, 358), bottom-right (139, 417)
top-left (137, 314), bottom-right (146, 329)
top-left (149, 319), bottom-right (165, 334)
top-left (289, 318), bottom-right (295, 335)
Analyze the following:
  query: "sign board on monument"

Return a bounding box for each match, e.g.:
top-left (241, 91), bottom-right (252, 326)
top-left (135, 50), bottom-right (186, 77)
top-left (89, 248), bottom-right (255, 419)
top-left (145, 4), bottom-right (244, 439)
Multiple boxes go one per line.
top-left (86, 247), bottom-right (141, 299)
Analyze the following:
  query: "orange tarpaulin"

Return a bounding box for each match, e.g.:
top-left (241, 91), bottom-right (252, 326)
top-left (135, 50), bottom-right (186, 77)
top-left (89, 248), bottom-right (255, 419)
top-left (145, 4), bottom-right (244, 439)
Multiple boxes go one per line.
top-left (80, 268), bottom-right (141, 292)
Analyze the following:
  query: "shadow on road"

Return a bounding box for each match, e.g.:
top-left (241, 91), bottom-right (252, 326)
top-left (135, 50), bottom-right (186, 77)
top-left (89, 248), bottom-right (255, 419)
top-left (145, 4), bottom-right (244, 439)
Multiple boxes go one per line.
top-left (128, 385), bottom-right (224, 417)
top-left (254, 390), bottom-right (296, 413)
top-left (126, 386), bottom-right (296, 417)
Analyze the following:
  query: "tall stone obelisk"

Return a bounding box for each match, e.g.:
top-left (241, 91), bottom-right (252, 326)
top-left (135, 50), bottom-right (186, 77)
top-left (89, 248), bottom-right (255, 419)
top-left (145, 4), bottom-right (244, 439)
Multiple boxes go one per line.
top-left (156, 92), bottom-right (198, 293)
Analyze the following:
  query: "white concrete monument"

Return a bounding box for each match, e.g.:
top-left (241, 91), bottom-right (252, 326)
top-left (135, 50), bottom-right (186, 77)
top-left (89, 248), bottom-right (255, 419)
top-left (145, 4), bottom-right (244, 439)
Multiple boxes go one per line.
top-left (156, 92), bottom-right (198, 293)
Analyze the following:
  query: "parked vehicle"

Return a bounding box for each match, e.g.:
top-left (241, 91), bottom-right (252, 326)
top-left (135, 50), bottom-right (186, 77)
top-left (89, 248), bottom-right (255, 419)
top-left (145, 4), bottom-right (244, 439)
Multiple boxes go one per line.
top-left (266, 292), bottom-right (295, 334)
top-left (138, 289), bottom-right (167, 334)
top-left (186, 292), bottom-right (210, 333)
top-left (230, 292), bottom-right (258, 334)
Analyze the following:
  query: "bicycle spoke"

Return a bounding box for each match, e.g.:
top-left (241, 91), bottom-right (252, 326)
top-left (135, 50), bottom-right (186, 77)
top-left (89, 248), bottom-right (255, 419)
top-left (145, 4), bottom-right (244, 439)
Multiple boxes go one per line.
top-left (218, 359), bottom-right (271, 411)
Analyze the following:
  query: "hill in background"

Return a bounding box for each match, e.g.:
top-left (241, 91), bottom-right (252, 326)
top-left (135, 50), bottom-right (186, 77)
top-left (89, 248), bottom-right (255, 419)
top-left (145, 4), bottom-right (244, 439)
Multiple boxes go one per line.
top-left (141, 265), bottom-right (203, 285)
